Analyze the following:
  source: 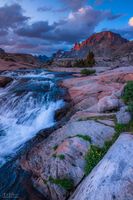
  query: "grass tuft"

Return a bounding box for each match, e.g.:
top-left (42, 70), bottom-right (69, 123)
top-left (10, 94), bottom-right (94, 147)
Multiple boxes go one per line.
top-left (49, 177), bottom-right (74, 191)
top-left (84, 120), bottom-right (133, 175)
top-left (76, 134), bottom-right (92, 143)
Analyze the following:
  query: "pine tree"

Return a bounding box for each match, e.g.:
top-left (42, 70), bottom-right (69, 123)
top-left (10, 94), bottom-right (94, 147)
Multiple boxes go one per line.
top-left (86, 51), bottom-right (95, 67)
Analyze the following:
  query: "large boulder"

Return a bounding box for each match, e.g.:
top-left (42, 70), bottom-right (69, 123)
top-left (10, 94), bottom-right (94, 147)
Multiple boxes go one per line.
top-left (0, 77), bottom-right (13, 87)
top-left (69, 134), bottom-right (133, 200)
top-left (20, 120), bottom-right (115, 200)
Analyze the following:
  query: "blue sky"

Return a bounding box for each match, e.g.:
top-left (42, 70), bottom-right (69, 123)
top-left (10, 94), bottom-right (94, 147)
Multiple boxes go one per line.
top-left (0, 0), bottom-right (132, 55)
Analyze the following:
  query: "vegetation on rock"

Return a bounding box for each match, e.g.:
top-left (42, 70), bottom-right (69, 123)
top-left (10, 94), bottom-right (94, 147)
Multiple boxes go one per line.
top-left (122, 81), bottom-right (133, 115)
top-left (80, 69), bottom-right (96, 76)
top-left (86, 51), bottom-right (95, 67)
top-left (73, 51), bottom-right (95, 68)
top-left (52, 153), bottom-right (65, 160)
top-left (84, 120), bottom-right (133, 175)
top-left (49, 177), bottom-right (74, 191)
top-left (76, 134), bottom-right (92, 143)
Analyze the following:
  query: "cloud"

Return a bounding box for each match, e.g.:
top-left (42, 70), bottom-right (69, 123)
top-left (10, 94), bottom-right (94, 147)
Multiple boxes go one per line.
top-left (16, 21), bottom-right (55, 38)
top-left (129, 17), bottom-right (133, 27)
top-left (59, 0), bottom-right (87, 11)
top-left (0, 3), bottom-right (29, 30)
top-left (16, 6), bottom-right (117, 44)
top-left (0, 2), bottom-right (127, 56)
top-left (37, 6), bottom-right (68, 13)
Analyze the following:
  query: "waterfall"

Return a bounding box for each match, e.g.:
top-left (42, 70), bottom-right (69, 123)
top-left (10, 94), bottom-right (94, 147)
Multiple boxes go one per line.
top-left (0, 69), bottom-right (64, 167)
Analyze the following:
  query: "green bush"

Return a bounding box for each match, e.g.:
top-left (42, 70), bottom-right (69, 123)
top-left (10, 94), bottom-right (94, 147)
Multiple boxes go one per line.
top-left (122, 81), bottom-right (133, 115)
top-left (128, 102), bottom-right (133, 114)
top-left (122, 81), bottom-right (133, 103)
top-left (80, 69), bottom-right (96, 76)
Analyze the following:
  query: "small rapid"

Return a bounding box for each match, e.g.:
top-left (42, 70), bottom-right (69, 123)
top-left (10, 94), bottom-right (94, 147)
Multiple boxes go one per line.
top-left (0, 69), bottom-right (65, 167)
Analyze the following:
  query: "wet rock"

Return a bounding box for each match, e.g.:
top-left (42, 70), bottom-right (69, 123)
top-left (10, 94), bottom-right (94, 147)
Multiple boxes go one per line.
top-left (116, 106), bottom-right (132, 124)
top-left (69, 134), bottom-right (133, 200)
top-left (0, 77), bottom-right (13, 87)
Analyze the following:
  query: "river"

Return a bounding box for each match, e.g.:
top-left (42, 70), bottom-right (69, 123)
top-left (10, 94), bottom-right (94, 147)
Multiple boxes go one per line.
top-left (0, 69), bottom-right (70, 168)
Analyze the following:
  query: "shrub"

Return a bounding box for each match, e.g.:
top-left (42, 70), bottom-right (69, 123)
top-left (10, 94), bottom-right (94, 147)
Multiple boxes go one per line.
top-left (49, 177), bottom-right (74, 191)
top-left (122, 81), bottom-right (133, 104)
top-left (128, 102), bottom-right (133, 114)
top-left (80, 69), bottom-right (96, 76)
top-left (122, 81), bottom-right (133, 115)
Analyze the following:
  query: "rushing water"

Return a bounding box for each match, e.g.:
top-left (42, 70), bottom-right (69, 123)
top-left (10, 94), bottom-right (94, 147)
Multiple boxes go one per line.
top-left (0, 69), bottom-right (65, 167)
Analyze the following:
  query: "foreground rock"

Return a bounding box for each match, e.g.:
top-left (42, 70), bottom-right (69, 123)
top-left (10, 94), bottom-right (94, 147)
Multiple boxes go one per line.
top-left (69, 133), bottom-right (133, 200)
top-left (0, 77), bottom-right (13, 87)
top-left (19, 66), bottom-right (133, 199)
top-left (20, 120), bottom-right (115, 200)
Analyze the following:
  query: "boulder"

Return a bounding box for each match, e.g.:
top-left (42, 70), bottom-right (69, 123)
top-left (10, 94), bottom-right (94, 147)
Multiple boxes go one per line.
top-left (20, 120), bottom-right (115, 200)
top-left (0, 77), bottom-right (13, 87)
top-left (97, 95), bottom-right (120, 113)
top-left (116, 106), bottom-right (132, 124)
top-left (69, 134), bottom-right (133, 200)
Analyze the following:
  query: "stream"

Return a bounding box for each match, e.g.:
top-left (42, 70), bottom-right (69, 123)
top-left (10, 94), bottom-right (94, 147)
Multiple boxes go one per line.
top-left (0, 69), bottom-right (71, 200)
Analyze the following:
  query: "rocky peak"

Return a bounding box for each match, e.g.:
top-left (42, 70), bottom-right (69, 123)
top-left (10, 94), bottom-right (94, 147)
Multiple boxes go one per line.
top-left (73, 31), bottom-right (128, 51)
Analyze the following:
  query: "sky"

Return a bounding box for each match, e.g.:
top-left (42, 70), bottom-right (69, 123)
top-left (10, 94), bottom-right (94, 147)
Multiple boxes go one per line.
top-left (0, 0), bottom-right (132, 56)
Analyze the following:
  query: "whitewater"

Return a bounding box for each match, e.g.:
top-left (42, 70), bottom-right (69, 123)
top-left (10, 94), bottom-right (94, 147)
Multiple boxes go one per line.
top-left (0, 69), bottom-right (65, 167)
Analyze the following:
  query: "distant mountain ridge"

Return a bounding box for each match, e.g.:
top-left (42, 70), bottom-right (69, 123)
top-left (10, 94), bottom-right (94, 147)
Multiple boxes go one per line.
top-left (53, 31), bottom-right (133, 66)
top-left (54, 31), bottom-right (129, 59)
top-left (72, 31), bottom-right (128, 56)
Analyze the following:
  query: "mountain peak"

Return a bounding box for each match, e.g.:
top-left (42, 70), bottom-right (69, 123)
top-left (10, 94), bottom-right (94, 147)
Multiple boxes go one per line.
top-left (73, 31), bottom-right (128, 51)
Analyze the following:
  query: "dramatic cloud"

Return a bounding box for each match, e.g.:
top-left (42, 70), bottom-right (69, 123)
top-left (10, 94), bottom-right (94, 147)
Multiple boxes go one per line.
top-left (0, 1), bottom-right (129, 55)
top-left (16, 6), bottom-right (117, 44)
top-left (0, 3), bottom-right (29, 30)
top-left (129, 17), bottom-right (133, 27)
top-left (16, 21), bottom-right (55, 38)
